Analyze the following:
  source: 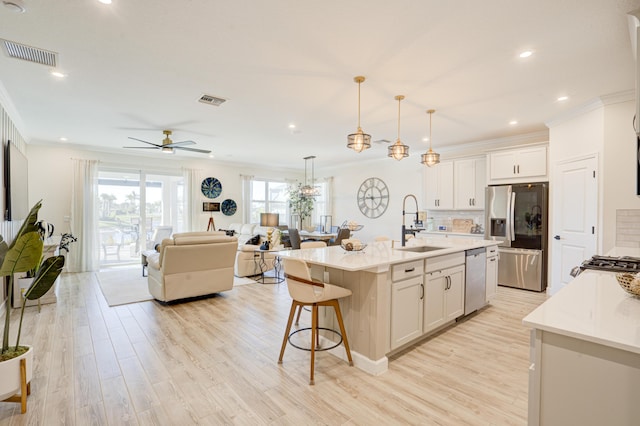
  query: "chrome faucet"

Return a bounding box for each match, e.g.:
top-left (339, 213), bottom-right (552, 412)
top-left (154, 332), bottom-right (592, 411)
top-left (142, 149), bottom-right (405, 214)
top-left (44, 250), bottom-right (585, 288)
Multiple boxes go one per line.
top-left (402, 194), bottom-right (419, 246)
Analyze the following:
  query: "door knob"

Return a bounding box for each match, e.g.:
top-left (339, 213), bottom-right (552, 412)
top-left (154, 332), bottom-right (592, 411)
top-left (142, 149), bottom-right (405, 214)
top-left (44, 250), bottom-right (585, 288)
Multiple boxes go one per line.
top-left (554, 235), bottom-right (561, 240)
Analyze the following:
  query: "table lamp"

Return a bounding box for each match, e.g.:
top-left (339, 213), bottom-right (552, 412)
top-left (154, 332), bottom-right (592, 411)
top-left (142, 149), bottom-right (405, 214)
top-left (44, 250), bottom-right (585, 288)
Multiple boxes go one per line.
top-left (260, 213), bottom-right (279, 247)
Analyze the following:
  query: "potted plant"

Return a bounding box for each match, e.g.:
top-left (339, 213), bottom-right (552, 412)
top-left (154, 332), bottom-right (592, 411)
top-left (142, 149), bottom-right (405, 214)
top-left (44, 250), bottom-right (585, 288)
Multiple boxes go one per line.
top-left (0, 200), bottom-right (65, 412)
top-left (287, 183), bottom-right (315, 230)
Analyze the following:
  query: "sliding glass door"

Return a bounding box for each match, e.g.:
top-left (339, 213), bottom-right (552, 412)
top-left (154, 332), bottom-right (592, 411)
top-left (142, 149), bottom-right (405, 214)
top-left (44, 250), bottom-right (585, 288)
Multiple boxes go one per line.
top-left (98, 169), bottom-right (184, 267)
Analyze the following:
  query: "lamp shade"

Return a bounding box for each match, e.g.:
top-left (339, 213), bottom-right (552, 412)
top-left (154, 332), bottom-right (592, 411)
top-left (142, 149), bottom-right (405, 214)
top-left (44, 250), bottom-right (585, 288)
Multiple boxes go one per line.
top-left (260, 213), bottom-right (279, 227)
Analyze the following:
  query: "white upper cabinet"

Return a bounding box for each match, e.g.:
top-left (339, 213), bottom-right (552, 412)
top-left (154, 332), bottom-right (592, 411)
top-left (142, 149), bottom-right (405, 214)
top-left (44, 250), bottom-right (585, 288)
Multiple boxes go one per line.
top-left (454, 157), bottom-right (486, 210)
top-left (488, 145), bottom-right (548, 183)
top-left (424, 161), bottom-right (454, 210)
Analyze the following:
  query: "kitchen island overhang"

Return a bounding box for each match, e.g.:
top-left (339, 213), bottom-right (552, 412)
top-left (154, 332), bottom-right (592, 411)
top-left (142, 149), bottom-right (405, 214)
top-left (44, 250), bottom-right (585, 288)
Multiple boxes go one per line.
top-left (278, 238), bottom-right (500, 375)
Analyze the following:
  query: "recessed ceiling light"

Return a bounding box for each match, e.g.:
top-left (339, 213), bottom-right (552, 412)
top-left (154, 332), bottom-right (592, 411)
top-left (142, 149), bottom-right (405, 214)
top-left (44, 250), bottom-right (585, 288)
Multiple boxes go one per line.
top-left (422, 137), bottom-right (430, 142)
top-left (59, 137), bottom-right (67, 141)
top-left (50, 70), bottom-right (66, 78)
top-left (509, 120), bottom-right (518, 125)
top-left (208, 153), bottom-right (215, 158)
top-left (557, 96), bottom-right (569, 102)
top-left (519, 50), bottom-right (533, 58)
top-left (98, 0), bottom-right (112, 4)
top-left (288, 124), bottom-right (296, 129)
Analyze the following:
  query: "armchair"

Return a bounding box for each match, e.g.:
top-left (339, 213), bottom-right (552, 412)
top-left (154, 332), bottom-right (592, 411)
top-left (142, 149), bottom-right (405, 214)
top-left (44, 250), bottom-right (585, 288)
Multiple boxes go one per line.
top-left (146, 232), bottom-right (238, 302)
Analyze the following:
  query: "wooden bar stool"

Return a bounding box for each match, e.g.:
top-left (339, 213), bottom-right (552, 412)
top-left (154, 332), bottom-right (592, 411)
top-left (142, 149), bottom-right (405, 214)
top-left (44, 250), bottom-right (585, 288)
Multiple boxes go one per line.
top-left (278, 258), bottom-right (353, 385)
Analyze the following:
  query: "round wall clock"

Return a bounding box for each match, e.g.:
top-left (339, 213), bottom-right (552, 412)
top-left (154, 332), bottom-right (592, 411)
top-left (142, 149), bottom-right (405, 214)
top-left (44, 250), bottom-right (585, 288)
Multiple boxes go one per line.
top-left (201, 177), bottom-right (222, 199)
top-left (221, 199), bottom-right (237, 216)
top-left (357, 177), bottom-right (389, 219)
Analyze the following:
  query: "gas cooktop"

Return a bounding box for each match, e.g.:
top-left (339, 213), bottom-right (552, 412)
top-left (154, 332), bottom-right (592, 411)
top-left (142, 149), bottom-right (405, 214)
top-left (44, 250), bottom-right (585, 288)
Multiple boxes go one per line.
top-left (579, 255), bottom-right (640, 273)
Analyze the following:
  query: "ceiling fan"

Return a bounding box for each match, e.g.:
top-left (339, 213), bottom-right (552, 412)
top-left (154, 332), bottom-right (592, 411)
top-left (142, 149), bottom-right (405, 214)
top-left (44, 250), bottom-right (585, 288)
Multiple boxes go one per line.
top-left (123, 130), bottom-right (211, 154)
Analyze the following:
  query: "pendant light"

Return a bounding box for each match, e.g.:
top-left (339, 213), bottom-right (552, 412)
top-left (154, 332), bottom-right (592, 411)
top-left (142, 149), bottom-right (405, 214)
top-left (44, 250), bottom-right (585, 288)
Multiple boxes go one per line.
top-left (420, 109), bottom-right (440, 167)
top-left (300, 155), bottom-right (319, 197)
top-left (388, 95), bottom-right (409, 160)
top-left (347, 76), bottom-right (371, 153)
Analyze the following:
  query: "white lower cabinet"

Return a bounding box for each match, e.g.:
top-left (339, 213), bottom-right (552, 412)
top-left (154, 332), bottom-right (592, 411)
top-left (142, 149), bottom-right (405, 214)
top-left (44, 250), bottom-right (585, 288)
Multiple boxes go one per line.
top-left (485, 245), bottom-right (498, 301)
top-left (390, 260), bottom-right (424, 350)
top-left (423, 253), bottom-right (465, 334)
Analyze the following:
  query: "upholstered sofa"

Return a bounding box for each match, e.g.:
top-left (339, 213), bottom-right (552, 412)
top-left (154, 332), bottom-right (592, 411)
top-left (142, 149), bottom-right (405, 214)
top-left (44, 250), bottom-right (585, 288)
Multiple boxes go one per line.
top-left (146, 231), bottom-right (238, 302)
top-left (228, 223), bottom-right (282, 277)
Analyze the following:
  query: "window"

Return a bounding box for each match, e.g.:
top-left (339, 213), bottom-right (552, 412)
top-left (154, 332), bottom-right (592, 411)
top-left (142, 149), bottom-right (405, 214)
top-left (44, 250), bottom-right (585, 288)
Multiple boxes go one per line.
top-left (249, 179), bottom-right (288, 224)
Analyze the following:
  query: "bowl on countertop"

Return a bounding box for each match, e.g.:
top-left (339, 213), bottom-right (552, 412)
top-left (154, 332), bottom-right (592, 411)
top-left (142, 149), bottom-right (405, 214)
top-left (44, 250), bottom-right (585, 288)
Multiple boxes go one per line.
top-left (615, 273), bottom-right (640, 297)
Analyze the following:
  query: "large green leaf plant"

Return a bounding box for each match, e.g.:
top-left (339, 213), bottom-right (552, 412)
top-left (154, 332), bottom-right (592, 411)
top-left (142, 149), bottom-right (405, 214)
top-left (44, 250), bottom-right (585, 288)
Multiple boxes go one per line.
top-left (0, 200), bottom-right (65, 361)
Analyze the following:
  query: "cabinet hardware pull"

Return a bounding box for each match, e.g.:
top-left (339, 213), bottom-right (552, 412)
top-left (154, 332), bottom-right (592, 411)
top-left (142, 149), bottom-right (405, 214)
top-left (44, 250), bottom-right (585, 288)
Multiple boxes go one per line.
top-left (404, 268), bottom-right (415, 273)
top-left (490, 258), bottom-right (496, 262)
top-left (420, 283), bottom-right (424, 299)
top-left (517, 165), bottom-right (520, 173)
top-left (513, 165), bottom-right (516, 174)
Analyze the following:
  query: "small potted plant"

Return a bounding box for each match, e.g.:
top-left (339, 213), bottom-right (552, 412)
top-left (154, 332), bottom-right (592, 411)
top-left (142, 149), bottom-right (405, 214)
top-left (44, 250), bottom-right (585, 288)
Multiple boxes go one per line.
top-left (0, 200), bottom-right (65, 412)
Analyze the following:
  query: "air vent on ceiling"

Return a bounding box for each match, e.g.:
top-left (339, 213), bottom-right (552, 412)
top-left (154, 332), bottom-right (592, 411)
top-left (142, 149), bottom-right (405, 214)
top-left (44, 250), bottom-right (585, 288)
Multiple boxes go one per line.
top-left (198, 94), bottom-right (227, 107)
top-left (1, 39), bottom-right (58, 67)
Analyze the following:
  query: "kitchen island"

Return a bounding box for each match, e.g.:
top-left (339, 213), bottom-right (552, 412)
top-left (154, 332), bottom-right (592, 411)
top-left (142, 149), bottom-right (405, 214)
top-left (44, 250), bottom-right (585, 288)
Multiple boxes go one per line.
top-left (278, 238), bottom-right (499, 375)
top-left (523, 248), bottom-right (640, 425)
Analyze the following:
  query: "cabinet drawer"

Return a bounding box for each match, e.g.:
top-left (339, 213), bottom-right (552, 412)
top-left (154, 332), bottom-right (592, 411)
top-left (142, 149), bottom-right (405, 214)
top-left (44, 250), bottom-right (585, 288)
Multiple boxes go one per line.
top-left (391, 260), bottom-right (423, 281)
top-left (425, 252), bottom-right (465, 273)
top-left (487, 245), bottom-right (498, 257)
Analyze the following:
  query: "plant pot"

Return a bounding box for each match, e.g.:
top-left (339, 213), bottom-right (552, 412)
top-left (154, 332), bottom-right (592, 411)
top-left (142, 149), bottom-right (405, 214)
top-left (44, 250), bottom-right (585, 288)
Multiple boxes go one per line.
top-left (0, 345), bottom-right (33, 401)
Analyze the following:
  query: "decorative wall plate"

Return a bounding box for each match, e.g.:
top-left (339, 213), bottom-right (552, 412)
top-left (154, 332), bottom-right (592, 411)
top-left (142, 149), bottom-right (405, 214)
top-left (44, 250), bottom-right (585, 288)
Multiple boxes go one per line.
top-left (201, 177), bottom-right (222, 199)
top-left (221, 199), bottom-right (237, 216)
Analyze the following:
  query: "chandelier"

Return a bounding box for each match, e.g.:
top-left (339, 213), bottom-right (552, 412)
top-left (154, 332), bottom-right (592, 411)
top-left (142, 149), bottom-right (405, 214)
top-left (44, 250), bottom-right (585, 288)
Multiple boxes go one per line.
top-left (300, 155), bottom-right (319, 197)
top-left (420, 109), bottom-right (440, 167)
top-left (388, 95), bottom-right (409, 160)
top-left (347, 76), bottom-right (371, 153)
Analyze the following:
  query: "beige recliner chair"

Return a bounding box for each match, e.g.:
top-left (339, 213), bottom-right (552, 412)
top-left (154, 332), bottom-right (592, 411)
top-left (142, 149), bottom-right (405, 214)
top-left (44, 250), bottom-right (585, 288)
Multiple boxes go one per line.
top-left (146, 232), bottom-right (238, 302)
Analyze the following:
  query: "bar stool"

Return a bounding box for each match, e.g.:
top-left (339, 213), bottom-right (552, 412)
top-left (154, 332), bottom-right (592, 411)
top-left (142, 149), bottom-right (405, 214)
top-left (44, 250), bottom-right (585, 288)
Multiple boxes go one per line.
top-left (278, 258), bottom-right (353, 385)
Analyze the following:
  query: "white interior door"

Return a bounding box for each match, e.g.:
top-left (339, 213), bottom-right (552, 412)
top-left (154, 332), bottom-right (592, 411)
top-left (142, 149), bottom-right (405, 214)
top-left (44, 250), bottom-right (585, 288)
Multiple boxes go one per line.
top-left (550, 155), bottom-right (597, 294)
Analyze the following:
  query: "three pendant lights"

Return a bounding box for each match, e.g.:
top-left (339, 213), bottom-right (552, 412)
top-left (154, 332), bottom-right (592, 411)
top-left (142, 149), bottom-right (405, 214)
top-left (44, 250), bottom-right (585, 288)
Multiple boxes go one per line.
top-left (346, 75), bottom-right (440, 167)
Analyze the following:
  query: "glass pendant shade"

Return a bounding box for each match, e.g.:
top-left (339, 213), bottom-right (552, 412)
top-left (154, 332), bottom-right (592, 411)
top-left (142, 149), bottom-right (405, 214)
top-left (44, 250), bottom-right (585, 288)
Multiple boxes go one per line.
top-left (388, 95), bottom-right (409, 161)
top-left (420, 109), bottom-right (440, 167)
top-left (347, 76), bottom-right (371, 152)
top-left (347, 127), bottom-right (371, 153)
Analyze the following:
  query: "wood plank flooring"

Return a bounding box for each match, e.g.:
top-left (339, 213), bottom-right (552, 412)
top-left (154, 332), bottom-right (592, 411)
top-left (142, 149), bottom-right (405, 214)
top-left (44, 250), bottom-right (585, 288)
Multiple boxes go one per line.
top-left (0, 271), bottom-right (547, 425)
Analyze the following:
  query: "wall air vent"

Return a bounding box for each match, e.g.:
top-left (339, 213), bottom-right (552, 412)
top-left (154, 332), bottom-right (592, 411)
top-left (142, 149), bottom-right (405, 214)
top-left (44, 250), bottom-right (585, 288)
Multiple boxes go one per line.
top-left (198, 94), bottom-right (227, 107)
top-left (1, 39), bottom-right (58, 67)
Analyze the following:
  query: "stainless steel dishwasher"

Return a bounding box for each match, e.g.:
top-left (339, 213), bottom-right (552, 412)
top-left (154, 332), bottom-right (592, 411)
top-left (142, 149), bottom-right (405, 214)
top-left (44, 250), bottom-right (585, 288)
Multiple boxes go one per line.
top-left (464, 247), bottom-right (486, 315)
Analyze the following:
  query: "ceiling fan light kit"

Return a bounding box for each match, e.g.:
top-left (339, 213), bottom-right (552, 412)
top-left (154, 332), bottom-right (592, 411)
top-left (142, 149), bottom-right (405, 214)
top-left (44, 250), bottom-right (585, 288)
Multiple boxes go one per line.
top-left (347, 76), bottom-right (371, 153)
top-left (420, 109), bottom-right (441, 167)
top-left (388, 95), bottom-right (409, 161)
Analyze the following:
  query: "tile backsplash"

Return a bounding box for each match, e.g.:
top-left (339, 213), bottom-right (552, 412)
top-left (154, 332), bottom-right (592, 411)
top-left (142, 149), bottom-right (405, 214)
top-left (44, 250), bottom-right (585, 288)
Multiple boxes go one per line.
top-left (616, 209), bottom-right (640, 247)
top-left (426, 210), bottom-right (485, 233)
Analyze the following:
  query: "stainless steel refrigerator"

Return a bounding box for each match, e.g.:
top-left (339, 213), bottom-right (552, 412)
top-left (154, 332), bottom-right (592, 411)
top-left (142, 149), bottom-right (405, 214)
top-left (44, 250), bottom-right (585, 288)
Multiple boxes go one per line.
top-left (485, 183), bottom-right (548, 291)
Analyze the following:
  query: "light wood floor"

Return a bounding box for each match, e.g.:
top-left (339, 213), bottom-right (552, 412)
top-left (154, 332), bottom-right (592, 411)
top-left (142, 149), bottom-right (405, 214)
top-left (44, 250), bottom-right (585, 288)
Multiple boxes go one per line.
top-left (0, 271), bottom-right (547, 425)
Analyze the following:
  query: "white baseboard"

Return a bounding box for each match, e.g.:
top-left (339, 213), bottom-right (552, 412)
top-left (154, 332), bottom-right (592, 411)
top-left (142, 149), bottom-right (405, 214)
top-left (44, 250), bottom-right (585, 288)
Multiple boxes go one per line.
top-left (319, 335), bottom-right (388, 376)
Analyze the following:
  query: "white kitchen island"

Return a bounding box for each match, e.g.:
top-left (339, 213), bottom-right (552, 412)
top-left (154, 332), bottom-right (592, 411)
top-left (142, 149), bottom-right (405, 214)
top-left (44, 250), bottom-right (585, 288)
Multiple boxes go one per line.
top-left (523, 251), bottom-right (640, 425)
top-left (278, 238), bottom-right (499, 375)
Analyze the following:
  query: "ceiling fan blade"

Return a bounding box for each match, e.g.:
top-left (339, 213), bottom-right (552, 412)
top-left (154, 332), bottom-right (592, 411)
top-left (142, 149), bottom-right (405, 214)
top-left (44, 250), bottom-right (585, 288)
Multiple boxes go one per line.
top-left (164, 140), bottom-right (196, 147)
top-left (123, 146), bottom-right (159, 149)
top-left (174, 146), bottom-right (212, 154)
top-left (127, 137), bottom-right (162, 147)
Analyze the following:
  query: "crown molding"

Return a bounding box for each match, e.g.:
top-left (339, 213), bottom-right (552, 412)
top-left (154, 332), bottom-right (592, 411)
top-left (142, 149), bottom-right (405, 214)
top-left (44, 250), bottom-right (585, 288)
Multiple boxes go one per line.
top-left (546, 90), bottom-right (634, 128)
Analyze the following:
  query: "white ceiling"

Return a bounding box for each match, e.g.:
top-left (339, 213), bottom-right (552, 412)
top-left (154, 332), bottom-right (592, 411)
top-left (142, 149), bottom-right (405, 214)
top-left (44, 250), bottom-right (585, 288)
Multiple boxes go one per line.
top-left (0, 0), bottom-right (639, 170)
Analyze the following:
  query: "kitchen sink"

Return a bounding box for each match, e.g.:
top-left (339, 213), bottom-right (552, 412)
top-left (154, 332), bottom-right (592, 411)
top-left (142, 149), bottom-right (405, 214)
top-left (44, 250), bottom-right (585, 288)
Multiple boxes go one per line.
top-left (395, 245), bottom-right (446, 253)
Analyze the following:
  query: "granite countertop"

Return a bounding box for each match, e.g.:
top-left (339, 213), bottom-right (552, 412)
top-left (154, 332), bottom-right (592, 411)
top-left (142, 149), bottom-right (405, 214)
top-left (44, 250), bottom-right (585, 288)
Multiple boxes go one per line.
top-left (277, 238), bottom-right (499, 272)
top-left (522, 255), bottom-right (640, 355)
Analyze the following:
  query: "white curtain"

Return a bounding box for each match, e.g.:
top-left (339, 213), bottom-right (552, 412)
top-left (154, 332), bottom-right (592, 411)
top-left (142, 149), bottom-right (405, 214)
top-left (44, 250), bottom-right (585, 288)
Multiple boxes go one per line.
top-left (240, 174), bottom-right (253, 224)
top-left (182, 167), bottom-right (200, 231)
top-left (69, 159), bottom-right (98, 272)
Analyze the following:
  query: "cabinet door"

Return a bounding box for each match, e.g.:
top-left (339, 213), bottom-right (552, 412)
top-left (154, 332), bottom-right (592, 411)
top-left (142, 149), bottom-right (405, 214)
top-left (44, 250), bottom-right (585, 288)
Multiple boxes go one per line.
top-left (424, 270), bottom-right (446, 333)
top-left (444, 265), bottom-right (465, 322)
top-left (486, 255), bottom-right (498, 301)
top-left (437, 162), bottom-right (454, 209)
top-left (391, 276), bottom-right (424, 349)
top-left (454, 158), bottom-right (485, 210)
top-left (489, 151), bottom-right (517, 180)
top-left (424, 166), bottom-right (439, 209)
top-left (517, 146), bottom-right (547, 178)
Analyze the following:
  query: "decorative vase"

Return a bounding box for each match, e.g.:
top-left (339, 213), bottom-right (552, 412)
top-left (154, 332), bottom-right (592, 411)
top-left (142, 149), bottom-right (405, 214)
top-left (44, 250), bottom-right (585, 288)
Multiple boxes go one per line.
top-left (0, 345), bottom-right (33, 401)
